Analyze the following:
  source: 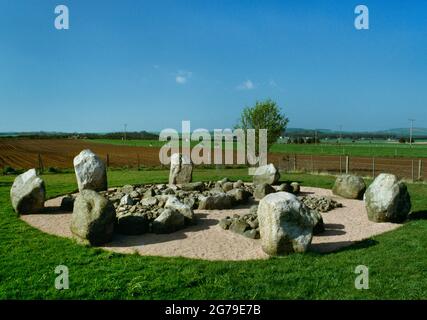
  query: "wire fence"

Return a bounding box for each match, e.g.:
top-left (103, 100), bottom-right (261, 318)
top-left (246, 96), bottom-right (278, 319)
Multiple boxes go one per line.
top-left (1, 151), bottom-right (425, 181)
top-left (272, 154), bottom-right (425, 181)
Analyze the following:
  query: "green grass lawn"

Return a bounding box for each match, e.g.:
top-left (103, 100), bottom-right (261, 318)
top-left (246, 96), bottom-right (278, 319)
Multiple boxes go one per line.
top-left (87, 138), bottom-right (427, 158)
top-left (1, 169), bottom-right (427, 299)
top-left (271, 142), bottom-right (427, 158)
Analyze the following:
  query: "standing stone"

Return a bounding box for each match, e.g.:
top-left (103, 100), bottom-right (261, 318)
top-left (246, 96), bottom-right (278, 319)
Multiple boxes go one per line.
top-left (364, 173), bottom-right (411, 223)
top-left (257, 192), bottom-right (318, 255)
top-left (10, 169), bottom-right (46, 215)
top-left (70, 190), bottom-right (115, 245)
top-left (253, 163), bottom-right (280, 185)
top-left (73, 149), bottom-right (107, 192)
top-left (169, 153), bottom-right (193, 185)
top-left (332, 174), bottom-right (366, 199)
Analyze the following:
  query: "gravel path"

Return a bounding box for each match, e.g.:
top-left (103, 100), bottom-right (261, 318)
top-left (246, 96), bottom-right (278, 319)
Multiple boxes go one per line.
top-left (21, 187), bottom-right (402, 261)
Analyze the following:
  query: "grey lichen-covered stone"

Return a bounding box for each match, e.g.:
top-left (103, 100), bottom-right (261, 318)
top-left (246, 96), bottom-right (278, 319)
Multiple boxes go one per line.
top-left (332, 174), bottom-right (366, 199)
top-left (253, 163), bottom-right (280, 185)
top-left (219, 217), bottom-right (232, 230)
top-left (233, 180), bottom-right (244, 189)
top-left (169, 153), bottom-right (193, 185)
top-left (278, 183), bottom-right (293, 193)
top-left (257, 192), bottom-right (318, 255)
top-left (300, 196), bottom-right (342, 213)
top-left (222, 182), bottom-right (234, 192)
top-left (364, 173), bottom-right (411, 223)
top-left (121, 185), bottom-right (134, 194)
top-left (73, 149), bottom-right (107, 192)
top-left (254, 183), bottom-right (276, 200)
top-left (140, 197), bottom-right (158, 207)
top-left (164, 196), bottom-right (194, 223)
top-left (119, 194), bottom-right (134, 206)
top-left (198, 194), bottom-right (234, 210)
top-left (181, 181), bottom-right (205, 192)
top-left (116, 212), bottom-right (150, 235)
top-left (290, 182), bottom-right (301, 194)
top-left (70, 190), bottom-right (115, 245)
top-left (226, 188), bottom-right (251, 205)
top-left (229, 220), bottom-right (249, 235)
top-left (151, 209), bottom-right (185, 234)
top-left (10, 169), bottom-right (46, 215)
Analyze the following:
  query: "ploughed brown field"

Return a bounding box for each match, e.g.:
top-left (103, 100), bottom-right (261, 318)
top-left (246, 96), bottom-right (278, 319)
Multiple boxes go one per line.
top-left (0, 139), bottom-right (161, 169)
top-left (0, 139), bottom-right (425, 180)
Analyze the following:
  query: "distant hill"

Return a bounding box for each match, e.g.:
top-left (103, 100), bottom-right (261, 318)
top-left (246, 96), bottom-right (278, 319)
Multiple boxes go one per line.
top-left (1, 128), bottom-right (427, 139)
top-left (284, 127), bottom-right (427, 138)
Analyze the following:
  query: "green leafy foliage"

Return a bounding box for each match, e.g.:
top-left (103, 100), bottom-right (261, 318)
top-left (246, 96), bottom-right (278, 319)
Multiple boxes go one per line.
top-left (236, 99), bottom-right (289, 150)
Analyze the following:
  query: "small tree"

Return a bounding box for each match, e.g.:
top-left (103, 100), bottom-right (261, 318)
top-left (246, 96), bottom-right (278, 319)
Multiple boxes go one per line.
top-left (236, 99), bottom-right (289, 151)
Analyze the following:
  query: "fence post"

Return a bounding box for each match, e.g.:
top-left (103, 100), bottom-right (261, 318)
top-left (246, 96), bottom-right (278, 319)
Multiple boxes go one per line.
top-left (339, 156), bottom-right (342, 174)
top-left (419, 159), bottom-right (423, 181)
top-left (294, 154), bottom-right (297, 172)
top-left (372, 157), bottom-right (375, 178)
top-left (411, 160), bottom-right (415, 182)
top-left (345, 156), bottom-right (349, 174)
top-left (137, 154), bottom-right (140, 170)
top-left (38, 154), bottom-right (44, 174)
top-left (106, 154), bottom-right (110, 169)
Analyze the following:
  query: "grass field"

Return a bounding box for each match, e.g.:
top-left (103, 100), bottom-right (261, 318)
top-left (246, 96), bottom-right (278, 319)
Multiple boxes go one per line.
top-left (1, 169), bottom-right (427, 299)
top-left (87, 138), bottom-right (427, 158)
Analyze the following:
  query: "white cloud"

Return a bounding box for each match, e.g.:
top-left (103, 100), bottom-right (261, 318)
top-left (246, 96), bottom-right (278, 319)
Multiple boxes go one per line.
top-left (175, 70), bottom-right (192, 85)
top-left (176, 76), bottom-right (187, 84)
top-left (237, 80), bottom-right (255, 90)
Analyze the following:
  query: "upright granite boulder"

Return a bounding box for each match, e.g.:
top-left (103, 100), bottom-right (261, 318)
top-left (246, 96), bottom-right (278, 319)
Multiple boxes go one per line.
top-left (169, 153), bottom-right (193, 185)
top-left (10, 169), bottom-right (45, 215)
top-left (364, 173), bottom-right (411, 223)
top-left (257, 192), bottom-right (319, 255)
top-left (253, 163), bottom-right (280, 185)
top-left (70, 190), bottom-right (115, 245)
top-left (332, 174), bottom-right (366, 199)
top-left (73, 149), bottom-right (107, 192)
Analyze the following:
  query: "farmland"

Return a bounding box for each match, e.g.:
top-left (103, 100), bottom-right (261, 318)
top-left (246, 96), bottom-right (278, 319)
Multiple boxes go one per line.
top-left (1, 138), bottom-right (427, 181)
top-left (88, 138), bottom-right (427, 158)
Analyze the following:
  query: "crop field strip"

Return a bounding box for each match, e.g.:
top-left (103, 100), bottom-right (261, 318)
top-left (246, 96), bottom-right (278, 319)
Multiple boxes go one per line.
top-left (1, 139), bottom-right (426, 180)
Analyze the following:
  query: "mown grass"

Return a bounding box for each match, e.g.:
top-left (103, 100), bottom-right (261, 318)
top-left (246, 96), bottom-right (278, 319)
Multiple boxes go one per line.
top-left (1, 169), bottom-right (427, 299)
top-left (271, 143), bottom-right (427, 158)
top-left (88, 138), bottom-right (427, 158)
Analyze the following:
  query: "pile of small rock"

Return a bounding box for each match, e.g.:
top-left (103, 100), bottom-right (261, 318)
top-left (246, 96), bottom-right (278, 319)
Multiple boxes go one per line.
top-left (300, 195), bottom-right (343, 213)
top-left (218, 205), bottom-right (260, 239)
top-left (78, 178), bottom-right (252, 235)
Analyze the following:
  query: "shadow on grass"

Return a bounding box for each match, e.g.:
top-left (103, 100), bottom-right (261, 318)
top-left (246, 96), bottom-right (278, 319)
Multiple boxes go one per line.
top-left (311, 238), bottom-right (379, 255)
top-left (408, 211), bottom-right (427, 220)
top-left (0, 181), bottom-right (13, 188)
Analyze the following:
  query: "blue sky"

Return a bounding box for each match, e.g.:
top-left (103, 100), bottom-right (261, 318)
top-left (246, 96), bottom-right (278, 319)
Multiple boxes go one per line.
top-left (1, 0), bottom-right (426, 133)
